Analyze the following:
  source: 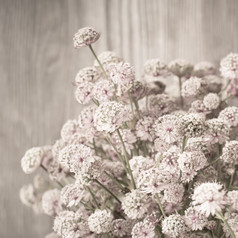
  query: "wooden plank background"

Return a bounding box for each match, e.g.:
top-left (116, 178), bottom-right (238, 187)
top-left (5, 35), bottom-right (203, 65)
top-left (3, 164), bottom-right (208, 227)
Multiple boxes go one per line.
top-left (1, 0), bottom-right (238, 237)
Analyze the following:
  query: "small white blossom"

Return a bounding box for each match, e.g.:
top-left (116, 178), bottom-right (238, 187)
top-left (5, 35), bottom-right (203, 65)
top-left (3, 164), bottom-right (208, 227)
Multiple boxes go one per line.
top-left (73, 27), bottom-right (100, 48)
top-left (192, 182), bottom-right (226, 217)
top-left (162, 214), bottom-right (187, 238)
top-left (42, 189), bottom-right (62, 216)
top-left (203, 93), bottom-right (220, 110)
top-left (219, 106), bottom-right (238, 127)
top-left (220, 53), bottom-right (238, 79)
top-left (88, 209), bottom-right (113, 234)
top-left (21, 147), bottom-right (43, 174)
top-left (94, 101), bottom-right (132, 133)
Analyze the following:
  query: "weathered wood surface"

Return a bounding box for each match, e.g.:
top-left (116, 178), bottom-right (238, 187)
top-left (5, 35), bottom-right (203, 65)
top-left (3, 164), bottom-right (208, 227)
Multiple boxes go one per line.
top-left (0, 0), bottom-right (238, 237)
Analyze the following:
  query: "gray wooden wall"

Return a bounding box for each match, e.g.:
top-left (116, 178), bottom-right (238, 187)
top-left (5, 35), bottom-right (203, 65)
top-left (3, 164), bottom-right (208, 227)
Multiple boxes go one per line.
top-left (1, 0), bottom-right (238, 237)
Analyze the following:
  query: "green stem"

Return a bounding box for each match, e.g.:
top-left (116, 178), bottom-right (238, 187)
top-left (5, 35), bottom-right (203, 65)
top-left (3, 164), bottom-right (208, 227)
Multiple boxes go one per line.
top-left (182, 136), bottom-right (187, 152)
top-left (116, 129), bottom-right (136, 189)
top-left (216, 211), bottom-right (236, 238)
top-left (105, 137), bottom-right (127, 170)
top-left (155, 194), bottom-right (166, 218)
top-left (133, 99), bottom-right (141, 119)
top-left (87, 186), bottom-right (100, 209)
top-left (94, 179), bottom-right (121, 204)
top-left (41, 165), bottom-right (64, 188)
top-left (128, 93), bottom-right (136, 128)
top-left (104, 171), bottom-right (126, 191)
top-left (89, 44), bottom-right (108, 80)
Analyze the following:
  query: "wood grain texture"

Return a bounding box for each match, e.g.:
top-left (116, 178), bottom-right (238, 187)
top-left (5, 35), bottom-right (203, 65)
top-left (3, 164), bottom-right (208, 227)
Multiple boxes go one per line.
top-left (0, 0), bottom-right (238, 237)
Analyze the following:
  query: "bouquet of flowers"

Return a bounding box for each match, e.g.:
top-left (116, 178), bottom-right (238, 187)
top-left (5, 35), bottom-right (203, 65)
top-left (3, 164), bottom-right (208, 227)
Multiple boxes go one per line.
top-left (20, 27), bottom-right (238, 238)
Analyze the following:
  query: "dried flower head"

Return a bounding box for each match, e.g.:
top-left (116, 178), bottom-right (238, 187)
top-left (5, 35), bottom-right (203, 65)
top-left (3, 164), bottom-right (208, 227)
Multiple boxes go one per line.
top-left (75, 66), bottom-right (100, 84)
top-left (42, 189), bottom-right (62, 216)
top-left (94, 101), bottom-right (132, 132)
top-left (94, 51), bottom-right (123, 68)
top-left (73, 27), bottom-right (100, 48)
top-left (203, 93), bottom-right (220, 110)
top-left (88, 209), bottom-right (113, 234)
top-left (220, 140), bottom-right (238, 164)
top-left (162, 214), bottom-right (187, 238)
top-left (168, 59), bottom-right (193, 77)
top-left (220, 53), bottom-right (238, 79)
top-left (143, 58), bottom-right (167, 77)
top-left (182, 77), bottom-right (203, 98)
top-left (21, 147), bottom-right (43, 174)
top-left (192, 182), bottom-right (226, 217)
top-left (218, 106), bottom-right (238, 127)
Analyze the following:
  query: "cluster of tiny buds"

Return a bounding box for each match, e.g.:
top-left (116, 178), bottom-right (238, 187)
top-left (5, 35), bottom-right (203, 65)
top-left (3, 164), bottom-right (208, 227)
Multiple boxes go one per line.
top-left (20, 27), bottom-right (238, 238)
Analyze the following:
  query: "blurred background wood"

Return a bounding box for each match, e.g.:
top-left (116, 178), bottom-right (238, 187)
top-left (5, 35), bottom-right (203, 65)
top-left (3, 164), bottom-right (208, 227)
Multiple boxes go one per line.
top-left (0, 0), bottom-right (238, 237)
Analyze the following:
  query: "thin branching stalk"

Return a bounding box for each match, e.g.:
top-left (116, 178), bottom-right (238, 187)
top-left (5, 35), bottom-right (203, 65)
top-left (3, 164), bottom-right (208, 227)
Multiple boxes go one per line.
top-left (116, 129), bottom-right (136, 189)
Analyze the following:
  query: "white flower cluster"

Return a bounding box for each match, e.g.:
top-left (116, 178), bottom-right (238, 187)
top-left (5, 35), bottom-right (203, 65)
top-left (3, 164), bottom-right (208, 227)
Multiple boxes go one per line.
top-left (20, 27), bottom-right (238, 238)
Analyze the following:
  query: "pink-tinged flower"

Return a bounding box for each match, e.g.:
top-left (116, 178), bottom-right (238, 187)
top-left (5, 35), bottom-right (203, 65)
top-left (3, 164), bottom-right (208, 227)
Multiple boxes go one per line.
top-left (112, 219), bottom-right (133, 237)
top-left (189, 100), bottom-right (208, 114)
top-left (88, 209), bottom-right (113, 234)
top-left (75, 66), bottom-right (100, 85)
top-left (220, 53), bottom-right (238, 79)
top-left (154, 115), bottom-right (182, 144)
top-left (205, 118), bottom-right (230, 144)
top-left (162, 214), bottom-right (187, 238)
top-left (54, 210), bottom-right (91, 237)
top-left (182, 77), bottom-right (203, 98)
top-left (147, 94), bottom-right (175, 117)
top-left (203, 93), bottom-right (220, 110)
top-left (108, 62), bottom-right (135, 85)
top-left (93, 79), bottom-right (115, 102)
top-left (153, 137), bottom-right (170, 153)
top-left (75, 82), bottom-right (94, 104)
top-left (221, 141), bottom-right (238, 165)
top-left (60, 183), bottom-right (84, 207)
top-left (226, 190), bottom-right (238, 211)
top-left (73, 27), bottom-right (100, 48)
top-left (163, 183), bottom-right (184, 204)
top-left (132, 220), bottom-right (157, 238)
top-left (194, 61), bottom-right (216, 77)
top-left (219, 106), bottom-right (238, 127)
top-left (42, 189), bottom-right (62, 216)
top-left (181, 113), bottom-right (205, 138)
top-left (184, 207), bottom-right (208, 231)
top-left (178, 151), bottom-right (207, 176)
top-left (121, 189), bottom-right (150, 219)
top-left (21, 147), bottom-right (43, 174)
top-left (137, 167), bottom-right (180, 194)
top-left (58, 143), bottom-right (93, 171)
top-left (168, 59), bottom-right (193, 77)
top-left (94, 101), bottom-right (132, 133)
top-left (129, 156), bottom-right (154, 179)
top-left (136, 116), bottom-right (155, 141)
top-left (192, 182), bottom-right (226, 217)
top-left (143, 58), bottom-right (167, 77)
top-left (60, 119), bottom-right (79, 142)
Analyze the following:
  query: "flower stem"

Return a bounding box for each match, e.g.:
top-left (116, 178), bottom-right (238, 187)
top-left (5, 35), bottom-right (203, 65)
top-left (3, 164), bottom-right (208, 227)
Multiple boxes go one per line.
top-left (87, 186), bottom-right (100, 209)
top-left (155, 193), bottom-right (166, 218)
top-left (105, 136), bottom-right (127, 170)
top-left (88, 44), bottom-right (108, 80)
top-left (94, 179), bottom-right (121, 204)
top-left (216, 211), bottom-right (236, 238)
top-left (116, 129), bottom-right (136, 189)
top-left (182, 136), bottom-right (187, 152)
